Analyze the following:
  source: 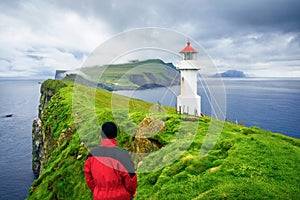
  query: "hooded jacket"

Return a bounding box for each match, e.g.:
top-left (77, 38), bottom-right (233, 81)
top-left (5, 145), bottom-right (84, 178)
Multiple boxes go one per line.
top-left (84, 138), bottom-right (137, 200)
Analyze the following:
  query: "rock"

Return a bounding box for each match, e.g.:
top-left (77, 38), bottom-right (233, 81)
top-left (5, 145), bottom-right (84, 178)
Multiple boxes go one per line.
top-left (32, 117), bottom-right (43, 175)
top-left (57, 127), bottom-right (74, 146)
top-left (130, 117), bottom-right (165, 167)
top-left (77, 155), bottom-right (83, 160)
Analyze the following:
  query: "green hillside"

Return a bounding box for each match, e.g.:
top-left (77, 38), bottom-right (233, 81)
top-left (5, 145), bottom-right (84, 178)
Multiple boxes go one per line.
top-left (63, 59), bottom-right (179, 90)
top-left (27, 79), bottom-right (300, 199)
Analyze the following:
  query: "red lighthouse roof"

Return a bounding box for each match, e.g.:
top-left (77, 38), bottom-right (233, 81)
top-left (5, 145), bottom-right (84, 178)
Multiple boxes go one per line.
top-left (180, 40), bottom-right (198, 53)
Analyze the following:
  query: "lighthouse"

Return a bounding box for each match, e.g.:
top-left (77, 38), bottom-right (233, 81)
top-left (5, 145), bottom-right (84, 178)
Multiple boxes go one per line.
top-left (176, 40), bottom-right (201, 116)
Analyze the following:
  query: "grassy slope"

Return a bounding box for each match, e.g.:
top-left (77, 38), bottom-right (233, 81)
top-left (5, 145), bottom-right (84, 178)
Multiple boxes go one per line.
top-left (68, 59), bottom-right (179, 90)
top-left (27, 80), bottom-right (300, 199)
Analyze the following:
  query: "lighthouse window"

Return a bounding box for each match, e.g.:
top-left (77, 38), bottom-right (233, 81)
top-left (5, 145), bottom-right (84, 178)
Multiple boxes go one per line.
top-left (184, 52), bottom-right (193, 60)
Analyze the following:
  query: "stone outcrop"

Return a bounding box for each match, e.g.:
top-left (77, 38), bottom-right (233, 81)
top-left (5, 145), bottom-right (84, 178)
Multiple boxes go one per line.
top-left (130, 117), bottom-right (165, 167)
top-left (32, 118), bottom-right (42, 175)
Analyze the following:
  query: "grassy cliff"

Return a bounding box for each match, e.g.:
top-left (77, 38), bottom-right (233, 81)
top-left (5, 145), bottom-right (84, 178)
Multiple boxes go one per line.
top-left (63, 59), bottom-right (179, 90)
top-left (27, 79), bottom-right (300, 199)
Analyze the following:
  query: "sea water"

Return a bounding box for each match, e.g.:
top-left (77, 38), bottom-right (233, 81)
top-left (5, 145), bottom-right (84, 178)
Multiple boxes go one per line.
top-left (0, 79), bottom-right (41, 200)
top-left (222, 78), bottom-right (300, 138)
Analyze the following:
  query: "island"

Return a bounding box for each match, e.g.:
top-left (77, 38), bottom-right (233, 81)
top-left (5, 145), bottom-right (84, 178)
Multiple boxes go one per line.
top-left (214, 69), bottom-right (246, 78)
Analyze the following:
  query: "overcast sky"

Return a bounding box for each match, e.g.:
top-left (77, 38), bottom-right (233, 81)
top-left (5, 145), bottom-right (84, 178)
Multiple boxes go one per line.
top-left (0, 0), bottom-right (299, 78)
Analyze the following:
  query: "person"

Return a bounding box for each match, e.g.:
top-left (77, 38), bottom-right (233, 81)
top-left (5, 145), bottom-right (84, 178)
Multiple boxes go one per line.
top-left (84, 122), bottom-right (137, 200)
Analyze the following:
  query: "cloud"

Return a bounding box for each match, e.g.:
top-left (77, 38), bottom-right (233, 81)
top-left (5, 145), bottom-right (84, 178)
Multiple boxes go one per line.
top-left (0, 0), bottom-right (299, 78)
top-left (0, 0), bottom-right (111, 78)
top-left (207, 32), bottom-right (300, 75)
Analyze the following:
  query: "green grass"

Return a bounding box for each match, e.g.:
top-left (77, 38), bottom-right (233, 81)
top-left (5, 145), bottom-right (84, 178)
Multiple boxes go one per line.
top-left (27, 79), bottom-right (300, 200)
top-left (67, 59), bottom-right (179, 90)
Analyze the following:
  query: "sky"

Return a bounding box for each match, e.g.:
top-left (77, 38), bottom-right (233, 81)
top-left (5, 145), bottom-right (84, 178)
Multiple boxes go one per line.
top-left (0, 0), bottom-right (300, 78)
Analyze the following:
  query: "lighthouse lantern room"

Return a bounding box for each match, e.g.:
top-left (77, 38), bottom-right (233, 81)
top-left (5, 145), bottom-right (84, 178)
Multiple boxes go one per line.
top-left (176, 40), bottom-right (201, 116)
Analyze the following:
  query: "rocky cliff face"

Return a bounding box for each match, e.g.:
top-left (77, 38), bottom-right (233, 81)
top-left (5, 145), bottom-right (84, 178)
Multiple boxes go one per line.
top-left (32, 117), bottom-right (42, 175)
top-left (31, 80), bottom-right (67, 176)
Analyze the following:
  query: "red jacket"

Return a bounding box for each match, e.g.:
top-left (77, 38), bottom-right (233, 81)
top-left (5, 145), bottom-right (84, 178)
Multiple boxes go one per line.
top-left (84, 139), bottom-right (137, 200)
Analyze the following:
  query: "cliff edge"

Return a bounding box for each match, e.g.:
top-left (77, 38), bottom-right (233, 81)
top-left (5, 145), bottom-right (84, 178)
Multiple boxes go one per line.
top-left (28, 79), bottom-right (300, 199)
top-left (32, 80), bottom-right (68, 176)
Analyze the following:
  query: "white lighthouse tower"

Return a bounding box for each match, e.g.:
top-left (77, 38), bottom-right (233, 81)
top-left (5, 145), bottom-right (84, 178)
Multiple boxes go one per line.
top-left (176, 40), bottom-right (201, 116)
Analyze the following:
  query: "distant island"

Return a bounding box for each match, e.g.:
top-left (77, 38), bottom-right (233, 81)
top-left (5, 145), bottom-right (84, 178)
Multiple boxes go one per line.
top-left (214, 70), bottom-right (246, 78)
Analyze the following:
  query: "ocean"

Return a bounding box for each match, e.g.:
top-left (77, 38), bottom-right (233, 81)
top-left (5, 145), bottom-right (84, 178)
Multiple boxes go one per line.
top-left (0, 78), bottom-right (299, 199)
top-left (0, 79), bottom-right (41, 200)
top-left (222, 78), bottom-right (300, 138)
